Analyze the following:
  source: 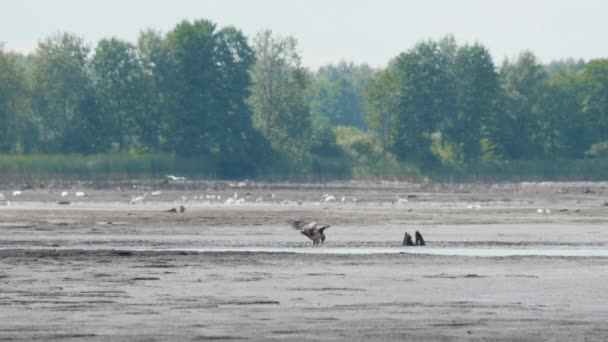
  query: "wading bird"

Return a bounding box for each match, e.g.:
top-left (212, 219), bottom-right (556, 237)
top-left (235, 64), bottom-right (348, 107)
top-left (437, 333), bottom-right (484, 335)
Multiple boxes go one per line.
top-left (290, 220), bottom-right (331, 245)
top-left (130, 193), bottom-right (147, 205)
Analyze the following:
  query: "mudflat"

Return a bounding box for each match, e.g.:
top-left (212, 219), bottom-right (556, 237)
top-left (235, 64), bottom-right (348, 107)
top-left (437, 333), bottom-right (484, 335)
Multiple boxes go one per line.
top-left (1, 181), bottom-right (607, 341)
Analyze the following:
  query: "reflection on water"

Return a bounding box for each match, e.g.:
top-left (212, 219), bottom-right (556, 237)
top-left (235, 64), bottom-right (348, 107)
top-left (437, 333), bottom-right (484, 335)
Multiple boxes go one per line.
top-left (1, 245), bottom-right (608, 257)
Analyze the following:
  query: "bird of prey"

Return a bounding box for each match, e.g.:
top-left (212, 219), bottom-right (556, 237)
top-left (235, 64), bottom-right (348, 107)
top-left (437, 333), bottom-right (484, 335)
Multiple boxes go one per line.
top-left (403, 231), bottom-right (426, 246)
top-left (415, 230), bottom-right (425, 246)
top-left (290, 220), bottom-right (331, 245)
top-left (403, 232), bottom-right (414, 246)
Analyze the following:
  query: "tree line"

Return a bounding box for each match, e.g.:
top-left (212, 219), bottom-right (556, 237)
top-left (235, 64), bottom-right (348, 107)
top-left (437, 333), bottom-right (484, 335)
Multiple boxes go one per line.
top-left (1, 19), bottom-right (607, 178)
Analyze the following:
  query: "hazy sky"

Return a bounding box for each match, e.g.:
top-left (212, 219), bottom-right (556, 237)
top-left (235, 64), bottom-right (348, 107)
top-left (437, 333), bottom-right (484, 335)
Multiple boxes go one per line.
top-left (2, 0), bottom-right (607, 69)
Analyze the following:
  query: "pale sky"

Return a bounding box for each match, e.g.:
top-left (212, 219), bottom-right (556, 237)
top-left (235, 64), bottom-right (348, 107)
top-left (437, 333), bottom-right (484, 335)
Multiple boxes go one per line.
top-left (2, 0), bottom-right (607, 69)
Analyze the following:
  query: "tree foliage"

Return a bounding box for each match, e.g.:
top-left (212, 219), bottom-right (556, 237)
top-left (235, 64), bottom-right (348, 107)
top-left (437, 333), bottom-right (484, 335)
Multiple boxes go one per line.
top-left (249, 29), bottom-right (311, 157)
top-left (444, 44), bottom-right (498, 162)
top-left (30, 33), bottom-right (98, 153)
top-left (391, 40), bottom-right (456, 162)
top-left (0, 47), bottom-right (29, 152)
top-left (1, 22), bottom-right (608, 180)
top-left (92, 37), bottom-right (145, 151)
top-left (309, 62), bottom-right (372, 129)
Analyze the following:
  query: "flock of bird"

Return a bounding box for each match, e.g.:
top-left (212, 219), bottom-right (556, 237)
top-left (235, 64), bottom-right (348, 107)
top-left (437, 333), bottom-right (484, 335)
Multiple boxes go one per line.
top-left (1, 187), bottom-right (424, 247)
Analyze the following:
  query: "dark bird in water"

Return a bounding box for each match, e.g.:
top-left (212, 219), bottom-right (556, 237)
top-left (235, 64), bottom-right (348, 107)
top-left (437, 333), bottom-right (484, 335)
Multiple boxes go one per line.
top-left (415, 231), bottom-right (425, 246)
top-left (290, 220), bottom-right (331, 245)
top-left (403, 232), bottom-right (414, 246)
top-left (179, 205), bottom-right (186, 213)
top-left (166, 208), bottom-right (178, 213)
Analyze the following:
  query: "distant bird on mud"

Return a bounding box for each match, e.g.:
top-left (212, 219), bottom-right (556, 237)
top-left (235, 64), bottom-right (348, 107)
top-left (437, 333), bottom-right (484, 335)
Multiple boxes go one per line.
top-left (403, 232), bottom-right (414, 246)
top-left (403, 230), bottom-right (426, 246)
top-left (290, 220), bottom-right (331, 245)
top-left (415, 230), bottom-right (425, 246)
top-left (165, 205), bottom-right (185, 213)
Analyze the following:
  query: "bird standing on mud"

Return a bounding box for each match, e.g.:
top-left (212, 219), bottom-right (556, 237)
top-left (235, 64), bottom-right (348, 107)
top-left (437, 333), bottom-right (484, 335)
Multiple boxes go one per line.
top-left (403, 232), bottom-right (414, 246)
top-left (415, 230), bottom-right (425, 246)
top-left (290, 220), bottom-right (331, 245)
top-left (403, 230), bottom-right (426, 246)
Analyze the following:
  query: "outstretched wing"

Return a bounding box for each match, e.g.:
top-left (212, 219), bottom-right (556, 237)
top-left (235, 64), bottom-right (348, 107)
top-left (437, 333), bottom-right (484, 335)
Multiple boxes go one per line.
top-left (318, 225), bottom-right (331, 233)
top-left (290, 220), bottom-right (314, 230)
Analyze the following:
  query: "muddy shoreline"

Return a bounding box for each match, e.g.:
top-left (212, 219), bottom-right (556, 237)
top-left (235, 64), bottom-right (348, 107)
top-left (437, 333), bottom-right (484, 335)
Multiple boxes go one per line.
top-left (1, 181), bottom-right (607, 341)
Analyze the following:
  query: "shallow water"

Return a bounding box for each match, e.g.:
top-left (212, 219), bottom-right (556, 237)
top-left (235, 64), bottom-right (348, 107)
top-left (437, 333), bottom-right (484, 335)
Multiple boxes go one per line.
top-left (2, 245), bottom-right (608, 257)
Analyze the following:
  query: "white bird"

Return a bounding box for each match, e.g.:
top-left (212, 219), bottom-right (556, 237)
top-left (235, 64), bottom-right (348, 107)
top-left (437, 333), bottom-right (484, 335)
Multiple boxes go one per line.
top-left (151, 191), bottom-right (162, 196)
top-left (256, 196), bottom-right (263, 202)
top-left (0, 193), bottom-right (5, 201)
top-left (225, 198), bottom-right (236, 204)
top-left (340, 196), bottom-right (346, 203)
top-left (236, 198), bottom-right (245, 204)
top-left (166, 175), bottom-right (186, 181)
top-left (130, 193), bottom-right (147, 205)
top-left (75, 191), bottom-right (86, 197)
top-left (12, 190), bottom-right (22, 196)
top-left (233, 192), bottom-right (238, 199)
top-left (323, 194), bottom-right (336, 202)
top-left (61, 191), bottom-right (69, 197)
top-left (395, 196), bottom-right (408, 204)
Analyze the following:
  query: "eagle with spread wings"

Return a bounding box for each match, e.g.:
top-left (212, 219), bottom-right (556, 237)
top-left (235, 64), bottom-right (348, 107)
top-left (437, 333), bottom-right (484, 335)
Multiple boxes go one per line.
top-left (290, 220), bottom-right (331, 245)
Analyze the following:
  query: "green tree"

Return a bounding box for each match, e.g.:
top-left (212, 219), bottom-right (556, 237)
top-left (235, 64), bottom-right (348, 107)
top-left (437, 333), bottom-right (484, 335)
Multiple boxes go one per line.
top-left (538, 70), bottom-right (586, 158)
top-left (443, 43), bottom-right (499, 162)
top-left (136, 29), bottom-right (174, 151)
top-left (391, 40), bottom-right (456, 162)
top-left (545, 58), bottom-right (586, 76)
top-left (490, 51), bottom-right (547, 159)
top-left (30, 33), bottom-right (99, 153)
top-left (164, 20), bottom-right (218, 156)
top-left (0, 47), bottom-right (30, 152)
top-left (212, 26), bottom-right (268, 175)
top-left (163, 20), bottom-right (263, 176)
top-left (364, 65), bottom-right (399, 158)
top-left (92, 37), bottom-right (145, 151)
top-left (249, 29), bottom-right (311, 156)
top-left (581, 59), bottom-right (608, 142)
top-left (309, 62), bottom-right (372, 129)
